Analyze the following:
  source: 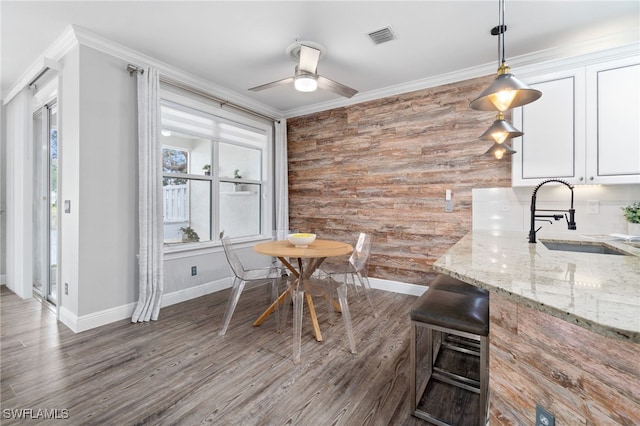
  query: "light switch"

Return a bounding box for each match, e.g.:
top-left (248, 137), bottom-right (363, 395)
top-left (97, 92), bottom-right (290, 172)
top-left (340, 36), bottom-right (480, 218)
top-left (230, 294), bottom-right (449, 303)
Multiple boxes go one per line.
top-left (445, 190), bottom-right (453, 213)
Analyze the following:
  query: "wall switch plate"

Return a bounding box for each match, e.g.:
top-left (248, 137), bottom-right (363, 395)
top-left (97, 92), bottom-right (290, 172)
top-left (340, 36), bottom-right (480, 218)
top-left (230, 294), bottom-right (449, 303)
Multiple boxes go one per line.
top-left (65, 283), bottom-right (69, 295)
top-left (536, 404), bottom-right (555, 426)
top-left (191, 266), bottom-right (197, 276)
top-left (445, 190), bottom-right (453, 212)
top-left (587, 200), bottom-right (599, 214)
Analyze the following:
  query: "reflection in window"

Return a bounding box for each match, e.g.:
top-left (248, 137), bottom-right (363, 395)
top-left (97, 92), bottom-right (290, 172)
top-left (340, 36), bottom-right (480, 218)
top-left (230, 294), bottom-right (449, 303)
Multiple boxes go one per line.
top-left (160, 100), bottom-right (270, 244)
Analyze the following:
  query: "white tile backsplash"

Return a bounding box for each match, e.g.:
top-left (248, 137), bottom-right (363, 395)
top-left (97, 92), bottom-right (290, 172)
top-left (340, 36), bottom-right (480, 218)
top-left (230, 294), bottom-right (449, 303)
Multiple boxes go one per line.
top-left (473, 184), bottom-right (640, 236)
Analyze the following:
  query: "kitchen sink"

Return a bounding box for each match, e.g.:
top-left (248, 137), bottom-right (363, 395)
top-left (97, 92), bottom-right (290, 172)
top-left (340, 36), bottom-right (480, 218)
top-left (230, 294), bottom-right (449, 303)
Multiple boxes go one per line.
top-left (541, 240), bottom-right (630, 256)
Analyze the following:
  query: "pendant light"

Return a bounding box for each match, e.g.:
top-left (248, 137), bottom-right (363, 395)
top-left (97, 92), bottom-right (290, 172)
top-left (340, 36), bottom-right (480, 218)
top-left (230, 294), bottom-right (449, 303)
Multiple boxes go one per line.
top-left (479, 112), bottom-right (523, 144)
top-left (470, 0), bottom-right (542, 111)
top-left (485, 141), bottom-right (516, 160)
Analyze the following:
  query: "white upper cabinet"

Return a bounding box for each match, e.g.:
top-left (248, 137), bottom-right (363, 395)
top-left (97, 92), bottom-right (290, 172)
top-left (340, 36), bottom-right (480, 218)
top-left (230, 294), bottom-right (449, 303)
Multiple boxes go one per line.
top-left (512, 51), bottom-right (640, 186)
top-left (585, 57), bottom-right (640, 183)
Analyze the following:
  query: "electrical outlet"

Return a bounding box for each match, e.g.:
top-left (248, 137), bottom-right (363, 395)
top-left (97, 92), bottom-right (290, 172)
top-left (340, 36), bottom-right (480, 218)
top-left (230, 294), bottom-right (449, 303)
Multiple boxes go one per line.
top-left (500, 201), bottom-right (510, 212)
top-left (65, 283), bottom-right (69, 295)
top-left (191, 266), bottom-right (197, 276)
top-left (587, 200), bottom-right (599, 214)
top-left (536, 404), bottom-right (555, 426)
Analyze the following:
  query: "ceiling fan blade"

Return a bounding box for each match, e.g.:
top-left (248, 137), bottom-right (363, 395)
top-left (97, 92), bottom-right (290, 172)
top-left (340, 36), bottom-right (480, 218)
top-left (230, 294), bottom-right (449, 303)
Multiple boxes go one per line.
top-left (298, 45), bottom-right (320, 74)
top-left (317, 76), bottom-right (358, 98)
top-left (248, 77), bottom-right (294, 92)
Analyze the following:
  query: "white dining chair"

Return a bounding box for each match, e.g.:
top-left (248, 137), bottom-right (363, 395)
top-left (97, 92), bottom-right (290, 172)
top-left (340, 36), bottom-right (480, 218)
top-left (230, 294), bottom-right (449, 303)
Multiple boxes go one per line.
top-left (219, 236), bottom-right (286, 335)
top-left (319, 232), bottom-right (378, 317)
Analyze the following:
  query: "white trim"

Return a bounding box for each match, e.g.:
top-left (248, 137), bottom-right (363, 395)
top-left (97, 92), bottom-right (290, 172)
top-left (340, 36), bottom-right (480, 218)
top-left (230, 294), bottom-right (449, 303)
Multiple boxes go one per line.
top-left (59, 277), bottom-right (232, 333)
top-left (0, 275), bottom-right (5, 285)
top-left (3, 27), bottom-right (75, 105)
top-left (284, 32), bottom-right (640, 118)
top-left (56, 275), bottom-right (424, 333)
top-left (368, 277), bottom-right (426, 297)
top-left (71, 26), bottom-right (283, 122)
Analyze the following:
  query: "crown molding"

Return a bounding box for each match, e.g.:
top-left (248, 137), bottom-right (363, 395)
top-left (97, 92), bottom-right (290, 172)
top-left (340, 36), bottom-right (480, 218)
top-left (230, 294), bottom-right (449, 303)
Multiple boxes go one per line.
top-left (71, 25), bottom-right (283, 121)
top-left (283, 27), bottom-right (640, 118)
top-left (3, 25), bottom-right (76, 105)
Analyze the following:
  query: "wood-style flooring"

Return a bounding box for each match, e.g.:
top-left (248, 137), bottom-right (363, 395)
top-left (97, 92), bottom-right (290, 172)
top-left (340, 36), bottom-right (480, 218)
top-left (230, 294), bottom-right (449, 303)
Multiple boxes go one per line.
top-left (1, 284), bottom-right (476, 425)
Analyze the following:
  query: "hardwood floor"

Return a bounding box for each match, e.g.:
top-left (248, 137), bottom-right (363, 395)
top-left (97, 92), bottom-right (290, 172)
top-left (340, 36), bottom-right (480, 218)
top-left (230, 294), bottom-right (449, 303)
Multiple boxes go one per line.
top-left (0, 284), bottom-right (470, 425)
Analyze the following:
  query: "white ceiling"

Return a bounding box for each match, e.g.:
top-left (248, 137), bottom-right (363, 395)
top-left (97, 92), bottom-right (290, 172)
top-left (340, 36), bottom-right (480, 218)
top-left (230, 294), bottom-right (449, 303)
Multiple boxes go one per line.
top-left (2, 1), bottom-right (639, 117)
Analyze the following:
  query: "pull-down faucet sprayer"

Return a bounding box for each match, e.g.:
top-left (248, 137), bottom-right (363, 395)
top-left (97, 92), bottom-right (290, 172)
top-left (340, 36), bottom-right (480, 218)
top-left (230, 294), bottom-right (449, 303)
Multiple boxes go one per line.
top-left (528, 179), bottom-right (577, 243)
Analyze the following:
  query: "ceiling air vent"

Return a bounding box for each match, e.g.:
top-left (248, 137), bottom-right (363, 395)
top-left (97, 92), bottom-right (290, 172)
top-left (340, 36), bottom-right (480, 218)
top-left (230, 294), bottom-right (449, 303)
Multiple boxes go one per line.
top-left (367, 26), bottom-right (397, 45)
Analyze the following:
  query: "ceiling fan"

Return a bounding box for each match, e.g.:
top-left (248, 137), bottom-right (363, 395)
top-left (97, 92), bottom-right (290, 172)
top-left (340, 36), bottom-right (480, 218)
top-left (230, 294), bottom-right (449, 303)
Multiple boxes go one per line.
top-left (249, 41), bottom-right (358, 98)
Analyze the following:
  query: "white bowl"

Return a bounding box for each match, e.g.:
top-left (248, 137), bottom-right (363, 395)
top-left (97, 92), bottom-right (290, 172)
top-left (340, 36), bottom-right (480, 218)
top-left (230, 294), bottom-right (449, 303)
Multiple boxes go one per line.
top-left (287, 233), bottom-right (316, 248)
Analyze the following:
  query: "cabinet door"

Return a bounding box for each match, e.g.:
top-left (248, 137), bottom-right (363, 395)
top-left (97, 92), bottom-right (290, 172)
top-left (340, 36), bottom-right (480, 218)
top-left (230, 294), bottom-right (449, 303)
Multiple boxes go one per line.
top-left (586, 58), bottom-right (640, 184)
top-left (512, 69), bottom-right (586, 186)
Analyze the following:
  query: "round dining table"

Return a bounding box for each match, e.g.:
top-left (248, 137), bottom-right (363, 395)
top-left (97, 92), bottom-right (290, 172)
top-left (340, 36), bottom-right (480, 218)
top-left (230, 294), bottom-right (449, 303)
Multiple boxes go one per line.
top-left (253, 238), bottom-right (353, 363)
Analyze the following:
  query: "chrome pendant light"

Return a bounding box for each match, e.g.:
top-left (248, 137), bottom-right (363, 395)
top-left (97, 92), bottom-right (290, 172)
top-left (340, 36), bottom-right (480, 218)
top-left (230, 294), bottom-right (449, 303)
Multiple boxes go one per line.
top-left (470, 0), bottom-right (542, 112)
top-left (479, 112), bottom-right (523, 144)
top-left (485, 141), bottom-right (516, 160)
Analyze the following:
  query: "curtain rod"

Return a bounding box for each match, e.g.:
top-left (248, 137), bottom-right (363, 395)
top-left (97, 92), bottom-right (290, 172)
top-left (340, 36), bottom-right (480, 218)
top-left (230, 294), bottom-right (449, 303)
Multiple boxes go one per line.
top-left (127, 64), bottom-right (279, 123)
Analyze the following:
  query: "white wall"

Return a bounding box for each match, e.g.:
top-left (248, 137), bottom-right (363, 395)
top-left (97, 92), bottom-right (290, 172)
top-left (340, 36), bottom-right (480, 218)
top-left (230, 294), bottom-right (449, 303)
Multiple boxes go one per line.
top-left (0, 102), bottom-right (5, 284)
top-left (472, 184), bottom-right (640, 236)
top-left (57, 45), bottom-right (271, 331)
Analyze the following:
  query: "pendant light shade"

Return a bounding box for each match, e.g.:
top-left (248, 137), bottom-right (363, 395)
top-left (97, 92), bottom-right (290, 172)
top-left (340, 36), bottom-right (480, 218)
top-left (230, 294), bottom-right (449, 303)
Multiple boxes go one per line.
top-left (485, 141), bottom-right (516, 160)
top-left (479, 112), bottom-right (523, 144)
top-left (470, 63), bottom-right (541, 111)
top-left (470, 0), bottom-right (542, 112)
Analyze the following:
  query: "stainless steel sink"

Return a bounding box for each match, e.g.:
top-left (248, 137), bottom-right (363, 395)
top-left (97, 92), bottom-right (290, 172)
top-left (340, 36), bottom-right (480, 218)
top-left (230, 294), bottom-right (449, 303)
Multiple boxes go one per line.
top-left (541, 240), bottom-right (630, 256)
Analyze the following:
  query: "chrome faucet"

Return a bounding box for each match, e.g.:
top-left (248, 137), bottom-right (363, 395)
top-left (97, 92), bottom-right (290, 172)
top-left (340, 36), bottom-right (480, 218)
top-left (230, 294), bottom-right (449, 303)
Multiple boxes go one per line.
top-left (528, 179), bottom-right (577, 243)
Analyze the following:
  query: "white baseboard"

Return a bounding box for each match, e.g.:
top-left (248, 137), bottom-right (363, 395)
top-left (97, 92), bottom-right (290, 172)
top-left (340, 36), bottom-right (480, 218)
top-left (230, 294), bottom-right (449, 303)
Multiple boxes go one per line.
top-left (368, 277), bottom-right (427, 297)
top-left (61, 277), bottom-right (232, 333)
top-left (0, 274), bottom-right (6, 285)
top-left (58, 276), bottom-right (423, 333)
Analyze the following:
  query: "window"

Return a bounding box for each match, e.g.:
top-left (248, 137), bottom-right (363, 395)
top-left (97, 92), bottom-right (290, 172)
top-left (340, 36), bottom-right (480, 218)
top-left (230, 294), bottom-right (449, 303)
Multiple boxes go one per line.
top-left (160, 96), bottom-right (272, 246)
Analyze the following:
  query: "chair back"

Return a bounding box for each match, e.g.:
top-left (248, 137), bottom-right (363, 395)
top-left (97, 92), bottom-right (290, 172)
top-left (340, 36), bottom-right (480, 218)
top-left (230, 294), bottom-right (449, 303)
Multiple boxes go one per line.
top-left (221, 236), bottom-right (245, 278)
top-left (350, 233), bottom-right (373, 273)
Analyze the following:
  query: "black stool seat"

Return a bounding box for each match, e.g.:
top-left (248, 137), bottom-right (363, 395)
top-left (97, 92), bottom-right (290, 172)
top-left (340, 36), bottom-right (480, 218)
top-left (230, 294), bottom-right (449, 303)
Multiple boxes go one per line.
top-left (410, 289), bottom-right (489, 336)
top-left (429, 274), bottom-right (489, 298)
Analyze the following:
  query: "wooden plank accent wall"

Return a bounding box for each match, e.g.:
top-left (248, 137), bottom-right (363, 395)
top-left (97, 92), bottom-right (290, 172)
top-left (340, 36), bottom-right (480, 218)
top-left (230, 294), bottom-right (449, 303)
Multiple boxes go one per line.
top-left (490, 292), bottom-right (640, 424)
top-left (287, 76), bottom-right (511, 285)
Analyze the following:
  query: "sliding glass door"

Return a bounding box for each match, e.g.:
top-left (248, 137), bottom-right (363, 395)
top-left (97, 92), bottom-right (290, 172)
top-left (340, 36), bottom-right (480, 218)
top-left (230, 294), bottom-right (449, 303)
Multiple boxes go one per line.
top-left (33, 101), bottom-right (58, 305)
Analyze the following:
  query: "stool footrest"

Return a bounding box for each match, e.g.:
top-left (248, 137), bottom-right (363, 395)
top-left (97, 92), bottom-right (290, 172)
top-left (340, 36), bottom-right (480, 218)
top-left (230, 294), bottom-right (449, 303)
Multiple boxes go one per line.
top-left (433, 368), bottom-right (481, 393)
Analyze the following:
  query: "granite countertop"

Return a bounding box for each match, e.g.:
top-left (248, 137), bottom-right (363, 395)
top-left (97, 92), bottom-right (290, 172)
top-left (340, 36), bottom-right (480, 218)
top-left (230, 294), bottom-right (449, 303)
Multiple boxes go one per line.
top-left (433, 230), bottom-right (640, 343)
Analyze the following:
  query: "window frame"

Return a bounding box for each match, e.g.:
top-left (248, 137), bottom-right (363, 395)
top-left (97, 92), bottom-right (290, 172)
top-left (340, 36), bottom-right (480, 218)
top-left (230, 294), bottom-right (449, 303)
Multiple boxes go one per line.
top-left (160, 88), bottom-right (274, 254)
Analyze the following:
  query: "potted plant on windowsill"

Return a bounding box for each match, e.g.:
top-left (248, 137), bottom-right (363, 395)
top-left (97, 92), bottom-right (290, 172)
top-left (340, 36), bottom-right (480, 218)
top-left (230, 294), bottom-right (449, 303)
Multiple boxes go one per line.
top-left (179, 226), bottom-right (200, 242)
top-left (202, 164), bottom-right (211, 176)
top-left (233, 169), bottom-right (244, 191)
top-left (622, 202), bottom-right (640, 236)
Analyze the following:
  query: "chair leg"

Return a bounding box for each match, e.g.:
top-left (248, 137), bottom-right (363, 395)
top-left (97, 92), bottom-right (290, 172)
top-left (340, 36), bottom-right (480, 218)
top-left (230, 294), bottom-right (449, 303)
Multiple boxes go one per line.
top-left (337, 283), bottom-right (357, 354)
top-left (292, 287), bottom-right (304, 364)
top-left (270, 278), bottom-right (281, 332)
top-left (219, 277), bottom-right (246, 335)
top-left (356, 272), bottom-right (378, 318)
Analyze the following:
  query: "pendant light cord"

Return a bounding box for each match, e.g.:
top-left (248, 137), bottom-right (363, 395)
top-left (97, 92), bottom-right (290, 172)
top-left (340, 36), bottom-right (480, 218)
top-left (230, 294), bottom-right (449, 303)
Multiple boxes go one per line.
top-left (499, 0), bottom-right (506, 66)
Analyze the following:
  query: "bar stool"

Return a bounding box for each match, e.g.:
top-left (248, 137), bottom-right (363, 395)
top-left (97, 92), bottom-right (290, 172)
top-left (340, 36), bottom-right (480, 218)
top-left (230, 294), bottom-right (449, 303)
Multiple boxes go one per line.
top-left (410, 275), bottom-right (490, 425)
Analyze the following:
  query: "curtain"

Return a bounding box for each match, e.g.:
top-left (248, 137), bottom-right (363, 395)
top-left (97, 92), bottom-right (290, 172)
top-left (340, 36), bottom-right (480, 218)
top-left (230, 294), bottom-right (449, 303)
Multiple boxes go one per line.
top-left (5, 88), bottom-right (33, 299)
top-left (274, 119), bottom-right (289, 232)
top-left (132, 67), bottom-right (164, 322)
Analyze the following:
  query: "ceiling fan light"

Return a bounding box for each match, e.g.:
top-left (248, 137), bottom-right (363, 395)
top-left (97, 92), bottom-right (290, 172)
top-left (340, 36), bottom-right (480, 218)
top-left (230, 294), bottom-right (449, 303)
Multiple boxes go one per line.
top-left (294, 75), bottom-right (318, 92)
